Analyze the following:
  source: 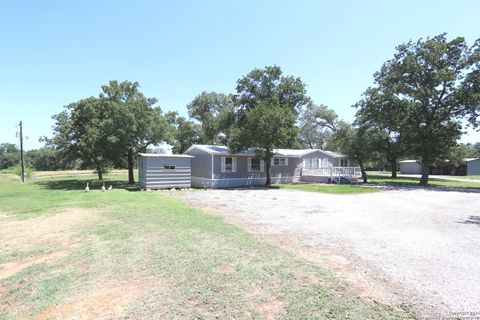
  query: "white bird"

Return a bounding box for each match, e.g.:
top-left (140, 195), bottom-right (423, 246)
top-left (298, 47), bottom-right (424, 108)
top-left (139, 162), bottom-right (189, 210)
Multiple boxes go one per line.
top-left (108, 185), bottom-right (113, 191)
top-left (85, 182), bottom-right (90, 192)
top-left (101, 182), bottom-right (106, 192)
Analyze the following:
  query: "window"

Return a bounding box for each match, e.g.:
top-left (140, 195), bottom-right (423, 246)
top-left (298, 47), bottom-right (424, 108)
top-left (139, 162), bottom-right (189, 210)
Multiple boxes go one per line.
top-left (272, 158), bottom-right (288, 166)
top-left (248, 157), bottom-right (264, 172)
top-left (321, 158), bottom-right (328, 167)
top-left (225, 157), bottom-right (233, 172)
top-left (164, 165), bottom-right (176, 170)
top-left (251, 158), bottom-right (261, 172)
top-left (340, 159), bottom-right (348, 167)
top-left (303, 158), bottom-right (331, 168)
top-left (303, 158), bottom-right (309, 168)
top-left (221, 157), bottom-right (236, 173)
top-left (304, 158), bottom-right (319, 168)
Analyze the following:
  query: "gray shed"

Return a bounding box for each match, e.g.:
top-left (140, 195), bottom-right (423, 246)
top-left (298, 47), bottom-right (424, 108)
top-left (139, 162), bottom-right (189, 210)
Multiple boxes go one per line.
top-left (466, 158), bottom-right (480, 176)
top-left (399, 160), bottom-right (422, 174)
top-left (138, 153), bottom-right (194, 189)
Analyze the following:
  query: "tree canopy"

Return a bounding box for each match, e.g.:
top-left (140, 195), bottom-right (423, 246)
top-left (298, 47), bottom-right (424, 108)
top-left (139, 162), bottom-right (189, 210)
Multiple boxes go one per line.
top-left (298, 103), bottom-right (339, 149)
top-left (229, 66), bottom-right (309, 185)
top-left (50, 80), bottom-right (170, 182)
top-left (0, 143), bottom-right (19, 170)
top-left (100, 81), bottom-right (171, 184)
top-left (357, 34), bottom-right (480, 185)
top-left (354, 88), bottom-right (410, 177)
top-left (234, 65), bottom-right (310, 115)
top-left (187, 92), bottom-right (234, 144)
top-left (165, 111), bottom-right (202, 154)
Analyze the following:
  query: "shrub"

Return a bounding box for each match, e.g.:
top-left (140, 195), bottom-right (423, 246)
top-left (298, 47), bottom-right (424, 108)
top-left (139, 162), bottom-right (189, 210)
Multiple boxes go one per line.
top-left (13, 165), bottom-right (34, 179)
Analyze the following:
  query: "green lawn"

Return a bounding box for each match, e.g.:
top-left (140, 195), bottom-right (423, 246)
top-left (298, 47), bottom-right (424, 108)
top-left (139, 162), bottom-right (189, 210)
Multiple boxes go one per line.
top-left (367, 174), bottom-right (480, 189)
top-left (273, 183), bottom-right (379, 194)
top-left (0, 174), bottom-right (411, 319)
top-left (458, 175), bottom-right (480, 180)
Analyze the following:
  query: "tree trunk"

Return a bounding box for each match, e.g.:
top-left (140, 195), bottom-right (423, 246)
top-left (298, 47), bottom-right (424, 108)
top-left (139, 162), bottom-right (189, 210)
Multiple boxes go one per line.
top-left (265, 157), bottom-right (271, 186)
top-left (419, 162), bottom-right (430, 186)
top-left (358, 160), bottom-right (368, 183)
top-left (390, 159), bottom-right (397, 178)
top-left (96, 167), bottom-right (103, 181)
top-left (127, 148), bottom-right (135, 185)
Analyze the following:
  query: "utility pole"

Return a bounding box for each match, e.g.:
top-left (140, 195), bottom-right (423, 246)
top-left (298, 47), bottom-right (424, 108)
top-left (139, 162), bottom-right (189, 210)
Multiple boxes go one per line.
top-left (19, 121), bottom-right (25, 182)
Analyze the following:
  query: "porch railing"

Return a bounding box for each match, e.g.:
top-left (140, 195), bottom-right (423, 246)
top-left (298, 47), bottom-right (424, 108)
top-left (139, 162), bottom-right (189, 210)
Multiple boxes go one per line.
top-left (302, 167), bottom-right (362, 179)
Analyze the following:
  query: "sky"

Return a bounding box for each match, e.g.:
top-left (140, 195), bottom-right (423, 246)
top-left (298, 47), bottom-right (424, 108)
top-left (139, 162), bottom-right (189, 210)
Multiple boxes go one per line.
top-left (1, 0), bottom-right (479, 150)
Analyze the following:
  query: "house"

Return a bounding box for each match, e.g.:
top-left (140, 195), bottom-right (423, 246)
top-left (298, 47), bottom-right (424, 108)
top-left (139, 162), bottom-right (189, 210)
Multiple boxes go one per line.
top-left (183, 144), bottom-right (358, 188)
top-left (138, 153), bottom-right (194, 189)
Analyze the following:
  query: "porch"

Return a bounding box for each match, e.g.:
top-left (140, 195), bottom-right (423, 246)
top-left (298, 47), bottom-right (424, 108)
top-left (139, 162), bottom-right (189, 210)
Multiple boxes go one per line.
top-left (301, 166), bottom-right (362, 184)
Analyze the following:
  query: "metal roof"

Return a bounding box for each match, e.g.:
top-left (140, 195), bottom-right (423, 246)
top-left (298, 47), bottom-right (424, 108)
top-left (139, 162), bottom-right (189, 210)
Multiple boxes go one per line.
top-left (184, 145), bottom-right (346, 158)
top-left (138, 153), bottom-right (194, 158)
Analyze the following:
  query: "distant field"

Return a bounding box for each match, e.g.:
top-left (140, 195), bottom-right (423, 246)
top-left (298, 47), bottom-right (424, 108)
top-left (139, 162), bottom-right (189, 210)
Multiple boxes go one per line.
top-left (0, 173), bottom-right (409, 319)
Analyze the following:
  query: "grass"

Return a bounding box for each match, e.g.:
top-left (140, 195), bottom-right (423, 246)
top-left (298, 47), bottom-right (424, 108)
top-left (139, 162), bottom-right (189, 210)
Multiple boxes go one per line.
top-left (458, 175), bottom-right (480, 180)
top-left (0, 173), bottom-right (412, 319)
top-left (273, 183), bottom-right (379, 194)
top-left (367, 174), bottom-right (480, 189)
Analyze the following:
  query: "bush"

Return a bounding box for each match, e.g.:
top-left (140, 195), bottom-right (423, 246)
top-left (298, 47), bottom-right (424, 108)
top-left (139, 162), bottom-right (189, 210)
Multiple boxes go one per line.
top-left (13, 165), bottom-right (34, 179)
top-left (0, 167), bottom-right (15, 174)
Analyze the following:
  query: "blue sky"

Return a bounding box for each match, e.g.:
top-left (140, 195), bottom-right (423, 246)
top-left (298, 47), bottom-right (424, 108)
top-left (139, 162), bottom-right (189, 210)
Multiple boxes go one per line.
top-left (1, 0), bottom-right (479, 149)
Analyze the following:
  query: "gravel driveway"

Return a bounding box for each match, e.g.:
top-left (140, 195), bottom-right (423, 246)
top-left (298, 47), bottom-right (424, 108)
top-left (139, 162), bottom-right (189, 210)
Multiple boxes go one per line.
top-left (174, 188), bottom-right (480, 315)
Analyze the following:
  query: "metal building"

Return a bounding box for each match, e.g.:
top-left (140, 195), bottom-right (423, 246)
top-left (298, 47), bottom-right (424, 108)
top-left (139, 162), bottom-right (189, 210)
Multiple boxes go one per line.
top-left (138, 153), bottom-right (194, 189)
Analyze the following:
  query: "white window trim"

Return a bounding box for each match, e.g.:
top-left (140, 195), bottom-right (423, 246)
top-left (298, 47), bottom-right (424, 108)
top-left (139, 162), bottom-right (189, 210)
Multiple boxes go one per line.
top-left (221, 156), bottom-right (237, 173)
top-left (248, 157), bottom-right (264, 173)
top-left (271, 157), bottom-right (288, 166)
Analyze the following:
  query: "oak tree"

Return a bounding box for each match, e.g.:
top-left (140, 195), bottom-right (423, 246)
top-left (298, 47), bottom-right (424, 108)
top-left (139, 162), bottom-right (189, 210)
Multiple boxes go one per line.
top-left (229, 66), bottom-right (309, 185)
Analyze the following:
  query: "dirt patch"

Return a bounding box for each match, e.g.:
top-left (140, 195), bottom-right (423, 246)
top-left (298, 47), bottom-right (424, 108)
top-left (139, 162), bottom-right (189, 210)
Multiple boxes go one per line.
top-left (34, 276), bottom-right (168, 320)
top-left (0, 208), bottom-right (99, 258)
top-left (217, 261), bottom-right (235, 273)
top-left (0, 250), bottom-right (68, 280)
top-left (250, 286), bottom-right (286, 319)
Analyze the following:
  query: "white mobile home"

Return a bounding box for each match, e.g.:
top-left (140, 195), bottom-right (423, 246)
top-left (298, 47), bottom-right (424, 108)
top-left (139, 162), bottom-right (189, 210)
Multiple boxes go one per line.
top-left (138, 153), bottom-right (194, 189)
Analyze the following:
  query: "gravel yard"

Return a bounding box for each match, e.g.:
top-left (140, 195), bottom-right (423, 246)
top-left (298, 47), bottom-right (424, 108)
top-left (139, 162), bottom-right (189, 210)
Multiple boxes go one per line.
top-left (175, 187), bottom-right (480, 315)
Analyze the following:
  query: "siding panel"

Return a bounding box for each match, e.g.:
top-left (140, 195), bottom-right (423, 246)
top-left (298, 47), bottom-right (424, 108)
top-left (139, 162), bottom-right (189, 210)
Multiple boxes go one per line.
top-left (467, 159), bottom-right (480, 175)
top-left (138, 155), bottom-right (192, 189)
top-left (184, 148), bottom-right (212, 179)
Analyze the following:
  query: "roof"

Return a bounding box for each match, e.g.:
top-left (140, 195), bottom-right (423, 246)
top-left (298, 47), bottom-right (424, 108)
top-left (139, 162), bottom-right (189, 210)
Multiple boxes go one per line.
top-left (138, 153), bottom-right (194, 158)
top-left (399, 160), bottom-right (420, 163)
top-left (184, 144), bottom-right (346, 158)
top-left (465, 158), bottom-right (480, 162)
